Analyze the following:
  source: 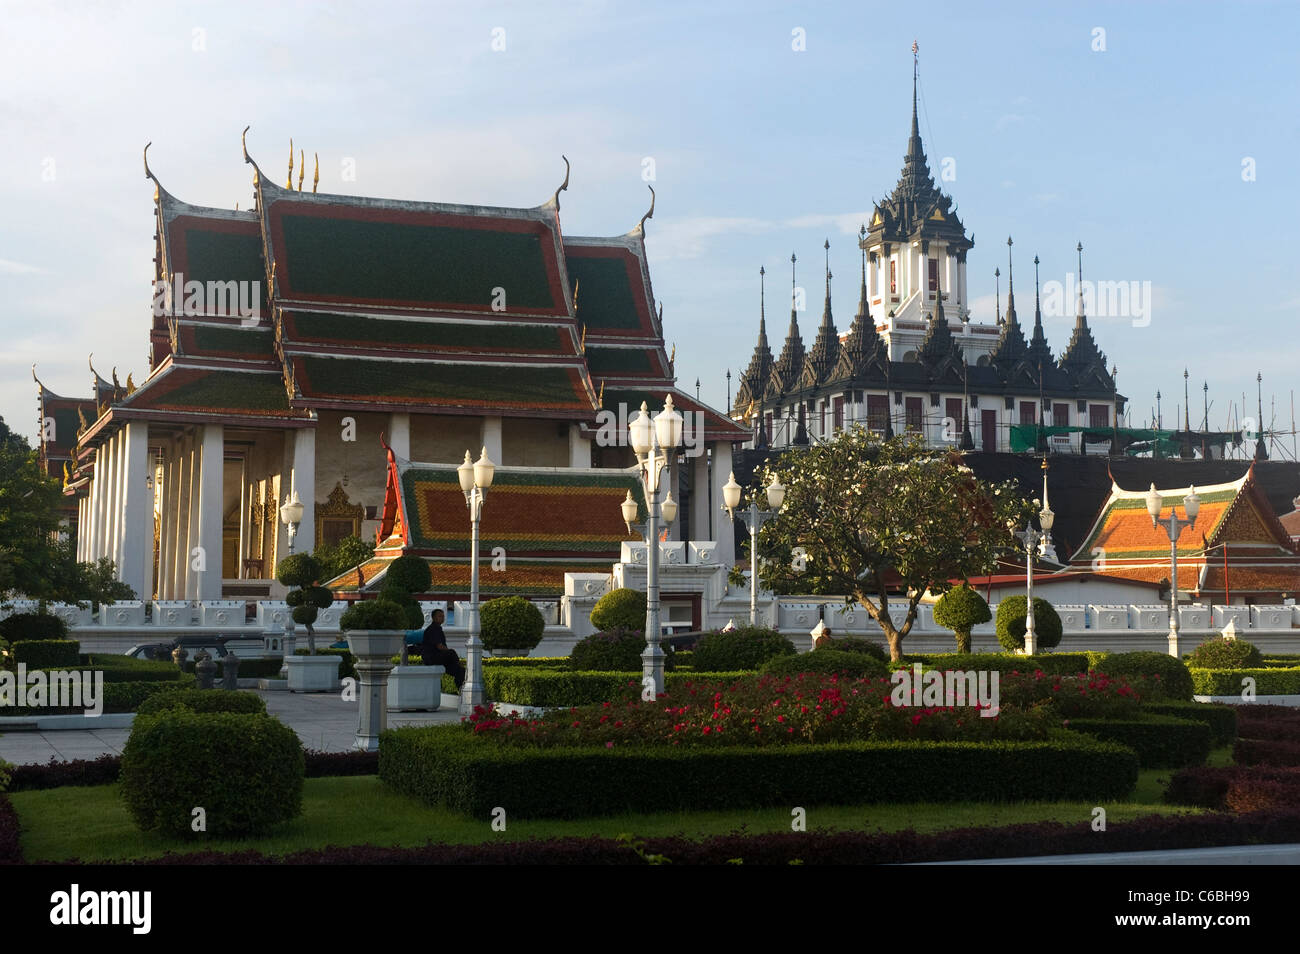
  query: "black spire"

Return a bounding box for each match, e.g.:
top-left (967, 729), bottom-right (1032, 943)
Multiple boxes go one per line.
top-left (806, 238), bottom-right (841, 382)
top-left (736, 265), bottom-right (775, 411)
top-left (1026, 253), bottom-right (1053, 364)
top-left (833, 228), bottom-right (887, 380)
top-left (1003, 236), bottom-right (1017, 326)
top-left (769, 252), bottom-right (806, 393)
top-left (1059, 241), bottom-right (1107, 378)
top-left (919, 259), bottom-right (960, 366)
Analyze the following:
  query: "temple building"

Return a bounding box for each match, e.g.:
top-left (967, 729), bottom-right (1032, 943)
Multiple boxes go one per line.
top-left (1068, 466), bottom-right (1300, 603)
top-left (731, 69), bottom-right (1123, 455)
top-left (47, 139), bottom-right (745, 601)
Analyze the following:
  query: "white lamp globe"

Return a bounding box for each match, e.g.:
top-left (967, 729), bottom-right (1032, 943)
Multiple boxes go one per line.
top-left (473, 446), bottom-right (495, 490)
top-left (629, 402), bottom-right (653, 455)
top-left (654, 394), bottom-right (684, 450)
top-left (722, 472), bottom-right (742, 512)
top-left (766, 475), bottom-right (786, 511)
top-left (457, 451), bottom-right (475, 493)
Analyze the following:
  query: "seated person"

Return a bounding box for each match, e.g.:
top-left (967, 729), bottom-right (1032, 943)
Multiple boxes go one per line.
top-left (421, 609), bottom-right (465, 689)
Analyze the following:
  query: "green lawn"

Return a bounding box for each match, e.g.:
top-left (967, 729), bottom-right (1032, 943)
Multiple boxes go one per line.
top-left (10, 755), bottom-right (1220, 863)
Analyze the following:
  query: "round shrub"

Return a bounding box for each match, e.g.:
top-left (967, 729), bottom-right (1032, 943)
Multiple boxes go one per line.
top-left (693, 626), bottom-right (795, 671)
top-left (385, 554), bottom-right (432, 595)
top-left (933, 584), bottom-right (992, 654)
top-left (828, 637), bottom-right (888, 660)
top-left (566, 628), bottom-right (676, 672)
top-left (480, 596), bottom-right (545, 653)
top-left (275, 553), bottom-right (323, 589)
top-left (0, 612), bottom-right (69, 643)
top-left (589, 588), bottom-right (647, 633)
top-left (762, 649), bottom-right (888, 680)
top-left (379, 582), bottom-right (424, 630)
top-left (995, 596), bottom-right (1062, 652)
top-left (121, 710), bottom-right (304, 837)
top-left (339, 598), bottom-right (408, 632)
top-left (1097, 651), bottom-right (1195, 702)
top-left (1187, 636), bottom-right (1263, 670)
top-left (136, 689), bottom-right (268, 716)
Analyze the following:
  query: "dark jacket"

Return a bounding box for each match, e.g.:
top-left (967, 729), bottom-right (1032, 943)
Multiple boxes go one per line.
top-left (421, 621), bottom-right (447, 661)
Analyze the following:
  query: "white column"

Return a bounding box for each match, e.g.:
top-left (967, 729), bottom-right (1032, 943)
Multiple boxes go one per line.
top-left (691, 450), bottom-right (710, 543)
top-left (184, 435), bottom-right (202, 599)
top-left (389, 412), bottom-right (410, 461)
top-left (196, 424), bottom-right (224, 600)
top-left (101, 435), bottom-right (118, 568)
top-left (568, 423), bottom-right (591, 468)
top-left (159, 445), bottom-right (178, 599)
top-left (292, 427), bottom-right (316, 555)
top-left (481, 416), bottom-right (503, 465)
top-left (710, 442), bottom-right (735, 568)
top-left (119, 421), bottom-right (152, 599)
top-left (75, 496), bottom-right (85, 562)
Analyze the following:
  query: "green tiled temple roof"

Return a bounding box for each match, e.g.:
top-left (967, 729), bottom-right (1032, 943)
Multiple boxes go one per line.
top-left (273, 211), bottom-right (560, 311)
top-left (400, 466), bottom-right (646, 554)
top-left (293, 356), bottom-right (595, 413)
top-left (186, 325), bottom-right (276, 360)
top-left (120, 366), bottom-right (295, 417)
top-left (177, 225), bottom-right (264, 289)
top-left (565, 252), bottom-right (645, 331)
top-left (282, 312), bottom-right (574, 355)
top-left (585, 346), bottom-right (657, 376)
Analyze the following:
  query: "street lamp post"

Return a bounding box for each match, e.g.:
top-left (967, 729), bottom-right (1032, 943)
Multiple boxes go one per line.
top-left (1146, 482), bottom-right (1200, 658)
top-left (1012, 497), bottom-right (1054, 655)
top-left (623, 397), bottom-right (683, 698)
top-left (721, 472), bottom-right (786, 625)
top-left (457, 447), bottom-right (495, 716)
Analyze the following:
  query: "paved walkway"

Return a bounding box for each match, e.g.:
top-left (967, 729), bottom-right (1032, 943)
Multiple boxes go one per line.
top-left (0, 689), bottom-right (466, 765)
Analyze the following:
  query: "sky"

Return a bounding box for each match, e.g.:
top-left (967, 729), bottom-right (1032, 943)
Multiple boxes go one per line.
top-left (2, 0), bottom-right (1297, 452)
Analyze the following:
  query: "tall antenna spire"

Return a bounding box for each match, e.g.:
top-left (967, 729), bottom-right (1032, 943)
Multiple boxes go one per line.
top-left (1075, 241), bottom-right (1086, 324)
top-left (995, 267), bottom-right (1001, 324)
top-left (1033, 254), bottom-right (1042, 326)
top-left (759, 265), bottom-right (766, 336)
top-left (1256, 371), bottom-right (1268, 460)
top-left (1004, 236), bottom-right (1017, 324)
top-left (791, 252), bottom-right (798, 317)
top-left (824, 238), bottom-right (831, 299)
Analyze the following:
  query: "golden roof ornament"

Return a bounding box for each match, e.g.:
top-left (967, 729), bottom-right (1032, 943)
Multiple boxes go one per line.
top-left (126, 372), bottom-right (136, 395)
top-left (297, 149), bottom-right (305, 191)
top-left (312, 152), bottom-right (319, 193)
top-left (286, 138), bottom-right (294, 189)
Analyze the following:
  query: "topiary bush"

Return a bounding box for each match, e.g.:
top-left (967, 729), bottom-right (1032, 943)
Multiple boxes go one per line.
top-left (827, 637), bottom-right (888, 660)
top-left (379, 581), bottom-right (424, 630)
top-left (761, 650), bottom-right (889, 680)
top-left (1097, 651), bottom-right (1195, 702)
top-left (480, 596), bottom-right (545, 654)
top-left (276, 554), bottom-right (333, 653)
top-left (12, 639), bottom-right (80, 669)
top-left (933, 584), bottom-right (992, 654)
top-left (0, 612), bottom-right (69, 643)
top-left (1187, 636), bottom-right (1263, 670)
top-left (995, 596), bottom-right (1062, 652)
top-left (566, 628), bottom-right (676, 672)
top-left (385, 554), bottom-right (433, 595)
top-left (693, 626), bottom-right (795, 671)
top-left (120, 710), bottom-right (304, 837)
top-left (339, 599), bottom-right (408, 633)
top-left (589, 588), bottom-right (647, 633)
top-left (136, 689), bottom-right (268, 716)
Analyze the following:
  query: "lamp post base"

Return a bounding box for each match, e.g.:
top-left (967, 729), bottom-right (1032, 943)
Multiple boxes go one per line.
top-left (1167, 630), bottom-right (1180, 659)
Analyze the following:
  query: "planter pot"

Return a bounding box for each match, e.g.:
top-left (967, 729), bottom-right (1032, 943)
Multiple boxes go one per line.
top-left (388, 665), bottom-right (445, 711)
top-left (488, 646), bottom-right (533, 658)
top-left (345, 631), bottom-right (407, 660)
top-left (284, 655), bottom-right (342, 692)
top-left (345, 630), bottom-right (407, 752)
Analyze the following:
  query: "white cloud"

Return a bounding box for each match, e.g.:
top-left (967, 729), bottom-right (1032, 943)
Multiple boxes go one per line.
top-left (644, 216), bottom-right (775, 260)
top-left (0, 259), bottom-right (44, 275)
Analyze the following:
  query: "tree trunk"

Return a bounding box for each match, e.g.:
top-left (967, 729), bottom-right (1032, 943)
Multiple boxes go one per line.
top-left (306, 621), bottom-right (316, 655)
top-left (955, 629), bottom-right (971, 654)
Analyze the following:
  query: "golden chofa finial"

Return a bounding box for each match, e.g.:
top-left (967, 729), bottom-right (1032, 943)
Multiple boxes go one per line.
top-left (286, 138), bottom-right (294, 188)
top-left (312, 152), bottom-right (319, 194)
top-left (297, 149), bottom-right (305, 191)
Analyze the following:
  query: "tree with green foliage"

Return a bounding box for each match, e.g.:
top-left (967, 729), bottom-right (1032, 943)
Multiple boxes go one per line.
top-left (748, 428), bottom-right (1030, 661)
top-left (480, 596), bottom-right (545, 655)
top-left (379, 554), bottom-right (431, 630)
top-left (312, 535), bottom-right (376, 583)
top-left (276, 553), bottom-right (334, 654)
top-left (933, 583), bottom-right (992, 654)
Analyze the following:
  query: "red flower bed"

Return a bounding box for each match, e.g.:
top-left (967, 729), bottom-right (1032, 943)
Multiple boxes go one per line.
top-left (999, 670), bottom-right (1144, 719)
top-left (467, 672), bottom-right (1056, 748)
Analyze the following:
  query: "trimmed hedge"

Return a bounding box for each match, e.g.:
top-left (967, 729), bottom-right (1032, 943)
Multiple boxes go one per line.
top-left (567, 628), bottom-right (672, 673)
top-left (482, 669), bottom-right (750, 707)
top-left (479, 596), bottom-right (545, 654)
top-left (1187, 636), bottom-right (1263, 669)
top-left (136, 689), bottom-right (267, 716)
top-left (379, 726), bottom-right (1140, 819)
top-left (693, 627), bottom-right (795, 671)
top-left (12, 639), bottom-right (80, 669)
top-left (1234, 738), bottom-right (1300, 767)
top-left (0, 612), bottom-right (69, 642)
top-left (1143, 701), bottom-right (1237, 746)
top-left (828, 638), bottom-right (888, 660)
top-left (4, 673), bottom-right (197, 716)
top-left (81, 654), bottom-right (186, 683)
top-left (121, 710), bottom-right (305, 837)
top-left (1065, 714), bottom-right (1211, 768)
top-left (1190, 667), bottom-right (1300, 697)
top-left (64, 811), bottom-right (1300, 865)
top-left (902, 653), bottom-right (1094, 677)
top-left (761, 650), bottom-right (889, 680)
top-left (589, 588), bottom-right (647, 633)
top-left (0, 795), bottom-right (19, 863)
top-left (994, 596), bottom-right (1062, 652)
top-left (1095, 652), bottom-right (1195, 701)
top-left (1165, 765), bottom-right (1300, 811)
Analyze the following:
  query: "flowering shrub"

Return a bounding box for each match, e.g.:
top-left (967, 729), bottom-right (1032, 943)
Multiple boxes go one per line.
top-left (1097, 651), bottom-right (1194, 701)
top-left (999, 670), bottom-right (1143, 720)
top-left (463, 672), bottom-right (1054, 749)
